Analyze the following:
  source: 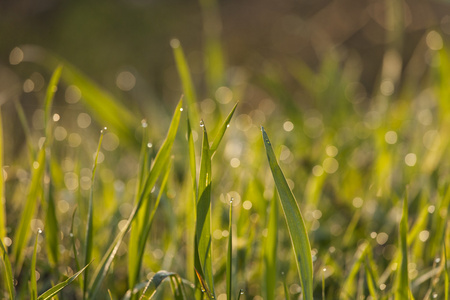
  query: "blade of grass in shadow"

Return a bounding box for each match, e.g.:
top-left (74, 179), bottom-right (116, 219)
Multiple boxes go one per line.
top-left (44, 168), bottom-right (59, 267)
top-left (30, 230), bottom-right (41, 300)
top-left (264, 191), bottom-right (278, 300)
top-left (1, 236), bottom-right (15, 299)
top-left (0, 106), bottom-right (5, 241)
top-left (261, 127), bottom-right (313, 300)
top-left (88, 99), bottom-right (183, 299)
top-left (395, 193), bottom-right (410, 300)
top-left (171, 39), bottom-right (199, 124)
top-left (37, 262), bottom-right (91, 300)
top-left (226, 200), bottom-right (232, 300)
top-left (210, 102), bottom-right (238, 156)
top-left (196, 120), bottom-right (215, 298)
top-left (83, 128), bottom-right (106, 299)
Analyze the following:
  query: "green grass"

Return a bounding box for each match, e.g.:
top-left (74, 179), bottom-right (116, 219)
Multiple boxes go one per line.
top-left (3, 8), bottom-right (450, 300)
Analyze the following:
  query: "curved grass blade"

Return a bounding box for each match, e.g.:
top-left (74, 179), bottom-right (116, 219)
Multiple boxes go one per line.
top-left (88, 99), bottom-right (183, 299)
top-left (139, 271), bottom-right (176, 300)
top-left (210, 102), bottom-right (238, 156)
top-left (171, 39), bottom-right (199, 124)
top-left (264, 191), bottom-right (278, 300)
top-left (83, 128), bottom-right (106, 299)
top-left (37, 262), bottom-right (91, 300)
top-left (261, 127), bottom-right (313, 300)
top-left (0, 237), bottom-right (15, 299)
top-left (196, 121), bottom-right (215, 298)
top-left (395, 193), bottom-right (410, 300)
top-left (226, 201), bottom-right (232, 300)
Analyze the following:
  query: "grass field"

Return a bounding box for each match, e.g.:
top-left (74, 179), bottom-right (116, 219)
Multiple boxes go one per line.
top-left (2, 4), bottom-right (450, 300)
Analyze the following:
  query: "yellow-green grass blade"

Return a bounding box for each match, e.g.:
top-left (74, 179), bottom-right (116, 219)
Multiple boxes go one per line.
top-left (395, 194), bottom-right (410, 300)
top-left (0, 237), bottom-right (15, 299)
top-left (43, 169), bottom-right (59, 267)
top-left (187, 115), bottom-right (197, 199)
top-left (340, 242), bottom-right (370, 299)
top-left (43, 65), bottom-right (62, 136)
top-left (37, 263), bottom-right (91, 300)
top-left (69, 207), bottom-right (82, 290)
top-left (128, 99), bottom-right (182, 294)
top-left (210, 102), bottom-right (238, 156)
top-left (171, 40), bottom-right (200, 124)
top-left (83, 128), bottom-right (105, 299)
top-left (261, 127), bottom-right (313, 300)
top-left (264, 191), bottom-right (278, 300)
top-left (12, 143), bottom-right (46, 272)
top-left (139, 271), bottom-right (177, 300)
top-left (21, 45), bottom-right (138, 148)
top-left (0, 106), bottom-right (5, 240)
top-left (13, 99), bottom-right (35, 162)
top-left (445, 221), bottom-right (449, 300)
top-left (196, 121), bottom-right (215, 298)
top-left (30, 230), bottom-right (41, 300)
top-left (226, 201), bottom-right (232, 300)
top-left (88, 99), bottom-right (183, 299)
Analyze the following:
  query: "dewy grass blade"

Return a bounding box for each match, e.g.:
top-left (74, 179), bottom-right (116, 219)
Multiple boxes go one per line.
top-left (196, 121), bottom-right (215, 298)
top-left (44, 169), bottom-right (59, 267)
top-left (395, 193), bottom-right (410, 300)
top-left (171, 39), bottom-right (199, 123)
top-left (0, 106), bottom-right (5, 240)
top-left (83, 127), bottom-right (106, 300)
top-left (37, 262), bottom-right (91, 300)
top-left (261, 127), bottom-right (313, 300)
top-left (0, 237), bottom-right (15, 299)
top-left (87, 99), bottom-right (183, 299)
top-left (264, 191), bottom-right (278, 300)
top-left (30, 230), bottom-right (41, 300)
top-left (226, 200), bottom-right (232, 300)
top-left (187, 115), bottom-right (197, 199)
top-left (139, 270), bottom-right (176, 300)
top-left (44, 65), bottom-right (62, 136)
top-left (210, 102), bottom-right (238, 156)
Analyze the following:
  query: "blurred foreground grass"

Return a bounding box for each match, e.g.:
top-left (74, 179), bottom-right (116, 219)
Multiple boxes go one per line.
top-left (2, 3), bottom-right (450, 299)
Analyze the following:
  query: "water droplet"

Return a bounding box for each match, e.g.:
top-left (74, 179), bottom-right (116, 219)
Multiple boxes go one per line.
top-left (323, 267), bottom-right (327, 272)
top-left (147, 142), bottom-right (153, 148)
top-left (69, 233), bottom-right (74, 237)
top-left (101, 127), bottom-right (107, 134)
top-left (435, 258), bottom-right (441, 264)
top-left (230, 197), bottom-right (234, 204)
top-left (200, 120), bottom-right (205, 127)
top-left (239, 289), bottom-right (244, 295)
top-left (433, 292), bottom-right (438, 299)
top-left (141, 119), bottom-right (148, 128)
top-left (227, 124), bottom-right (230, 128)
top-left (38, 228), bottom-right (42, 234)
top-left (180, 107), bottom-right (184, 112)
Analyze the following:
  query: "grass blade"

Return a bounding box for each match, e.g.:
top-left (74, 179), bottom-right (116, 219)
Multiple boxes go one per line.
top-left (87, 99), bottom-right (183, 299)
top-left (196, 121), bottom-right (215, 298)
top-left (261, 127), bottom-right (313, 300)
top-left (0, 237), bottom-right (15, 299)
top-left (226, 200), bottom-right (232, 300)
top-left (264, 191), bottom-right (278, 300)
top-left (44, 168), bottom-right (59, 267)
top-left (83, 128), bottom-right (106, 299)
top-left (340, 242), bottom-right (370, 299)
top-left (43, 65), bottom-right (62, 136)
top-left (30, 230), bottom-right (41, 300)
top-left (171, 39), bottom-right (199, 124)
top-left (395, 193), bottom-right (410, 300)
top-left (139, 271), bottom-right (176, 300)
top-left (0, 106), bottom-right (5, 240)
top-left (37, 263), bottom-right (91, 300)
top-left (445, 221), bottom-right (449, 300)
top-left (210, 102), bottom-right (238, 156)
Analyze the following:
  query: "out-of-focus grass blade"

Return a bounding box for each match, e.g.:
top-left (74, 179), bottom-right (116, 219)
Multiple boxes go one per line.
top-left (261, 127), bottom-right (313, 300)
top-left (395, 194), bottom-right (410, 300)
top-left (226, 201), bottom-right (232, 300)
top-left (13, 143), bottom-right (46, 272)
top-left (340, 242), bottom-right (370, 299)
top-left (30, 230), bottom-right (41, 300)
top-left (69, 207), bottom-right (82, 290)
top-left (171, 39), bottom-right (199, 123)
top-left (37, 262), bottom-right (91, 300)
top-left (0, 106), bottom-right (5, 240)
top-left (264, 191), bottom-right (278, 300)
top-left (83, 128), bottom-right (106, 299)
top-left (88, 99), bottom-right (182, 299)
top-left (196, 121), bottom-right (215, 298)
top-left (13, 99), bottom-right (35, 162)
top-left (44, 170), bottom-right (59, 267)
top-left (210, 102), bottom-right (238, 156)
top-left (187, 116), bottom-right (197, 198)
top-left (139, 271), bottom-right (176, 300)
top-left (0, 237), bottom-right (15, 299)
top-left (445, 221), bottom-right (449, 300)
top-left (44, 65), bottom-right (62, 136)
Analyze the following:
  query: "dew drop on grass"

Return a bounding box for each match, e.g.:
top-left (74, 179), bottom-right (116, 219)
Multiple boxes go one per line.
top-left (147, 142), bottom-right (153, 148)
top-left (435, 258), bottom-right (441, 264)
top-left (200, 120), bottom-right (205, 127)
top-left (230, 197), bottom-right (234, 204)
top-left (239, 289), bottom-right (244, 295)
top-left (433, 293), bottom-right (438, 299)
top-left (141, 119), bottom-right (148, 128)
top-left (69, 233), bottom-right (74, 238)
top-left (323, 267), bottom-right (327, 272)
top-left (38, 228), bottom-right (42, 234)
top-left (227, 124), bottom-right (230, 128)
top-left (180, 107), bottom-right (183, 111)
top-left (101, 127), bottom-right (107, 134)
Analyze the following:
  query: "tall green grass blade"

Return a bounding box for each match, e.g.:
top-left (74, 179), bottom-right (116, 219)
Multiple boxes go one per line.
top-left (0, 237), bottom-right (15, 299)
top-left (30, 230), bottom-right (41, 300)
top-left (264, 191), bottom-right (278, 300)
top-left (88, 99), bottom-right (183, 299)
top-left (44, 170), bottom-right (59, 267)
top-left (187, 116), bottom-right (197, 198)
top-left (44, 65), bottom-right (62, 135)
top-left (395, 193), bottom-right (410, 300)
top-left (139, 271), bottom-right (176, 300)
top-left (0, 107), bottom-right (5, 240)
top-left (12, 143), bottom-right (46, 272)
top-left (83, 128), bottom-right (106, 299)
top-left (13, 99), bottom-right (35, 162)
top-left (37, 263), bottom-right (91, 300)
top-left (226, 201), bottom-right (232, 300)
top-left (70, 207), bottom-right (82, 290)
top-left (261, 127), bottom-right (313, 300)
top-left (171, 40), bottom-right (199, 123)
top-left (210, 102), bottom-right (238, 156)
top-left (196, 121), bottom-right (215, 298)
